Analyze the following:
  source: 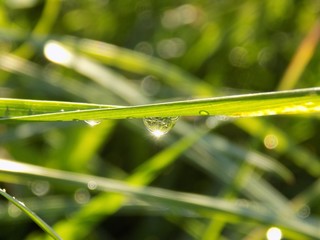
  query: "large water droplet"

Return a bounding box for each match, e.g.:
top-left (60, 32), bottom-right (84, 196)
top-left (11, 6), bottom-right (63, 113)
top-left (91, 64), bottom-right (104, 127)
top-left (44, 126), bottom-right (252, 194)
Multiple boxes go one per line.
top-left (143, 116), bottom-right (179, 137)
top-left (84, 120), bottom-right (101, 127)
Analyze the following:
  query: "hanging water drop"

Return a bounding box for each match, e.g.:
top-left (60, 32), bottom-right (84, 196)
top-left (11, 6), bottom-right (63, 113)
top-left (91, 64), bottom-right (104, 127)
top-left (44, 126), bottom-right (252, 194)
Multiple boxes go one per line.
top-left (143, 116), bottom-right (179, 137)
top-left (84, 120), bottom-right (101, 127)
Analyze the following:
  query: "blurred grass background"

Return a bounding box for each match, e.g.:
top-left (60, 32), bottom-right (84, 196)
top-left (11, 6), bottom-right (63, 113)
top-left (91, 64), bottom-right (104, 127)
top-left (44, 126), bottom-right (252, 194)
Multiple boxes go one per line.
top-left (1, 0), bottom-right (320, 239)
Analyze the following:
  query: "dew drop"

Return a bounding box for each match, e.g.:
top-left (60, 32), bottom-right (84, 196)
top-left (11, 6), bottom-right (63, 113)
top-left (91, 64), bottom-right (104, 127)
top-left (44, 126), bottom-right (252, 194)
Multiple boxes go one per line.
top-left (199, 110), bottom-right (209, 116)
top-left (84, 120), bottom-right (101, 127)
top-left (17, 200), bottom-right (26, 207)
top-left (143, 116), bottom-right (179, 137)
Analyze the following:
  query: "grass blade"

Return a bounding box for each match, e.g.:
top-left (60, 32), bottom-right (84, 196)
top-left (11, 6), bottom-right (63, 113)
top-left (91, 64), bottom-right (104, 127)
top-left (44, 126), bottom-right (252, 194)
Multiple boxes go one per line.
top-left (0, 87), bottom-right (320, 122)
top-left (0, 159), bottom-right (319, 239)
top-left (0, 189), bottom-right (62, 240)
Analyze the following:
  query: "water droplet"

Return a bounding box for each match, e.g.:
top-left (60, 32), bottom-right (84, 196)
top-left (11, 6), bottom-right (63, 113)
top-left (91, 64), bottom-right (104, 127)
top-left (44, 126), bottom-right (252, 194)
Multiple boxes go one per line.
top-left (143, 116), bottom-right (179, 137)
top-left (199, 110), bottom-right (209, 116)
top-left (84, 120), bottom-right (101, 127)
top-left (17, 200), bottom-right (26, 207)
top-left (0, 188), bottom-right (6, 193)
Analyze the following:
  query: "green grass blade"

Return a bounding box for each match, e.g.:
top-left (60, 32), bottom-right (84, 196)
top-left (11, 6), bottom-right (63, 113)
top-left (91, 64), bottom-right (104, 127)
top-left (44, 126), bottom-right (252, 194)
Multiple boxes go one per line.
top-left (1, 87), bottom-right (320, 122)
top-left (0, 158), bottom-right (319, 239)
top-left (61, 37), bottom-right (212, 96)
top-left (0, 189), bottom-right (62, 240)
top-left (50, 130), bottom-right (207, 239)
top-left (0, 98), bottom-right (118, 118)
top-left (235, 118), bottom-right (320, 176)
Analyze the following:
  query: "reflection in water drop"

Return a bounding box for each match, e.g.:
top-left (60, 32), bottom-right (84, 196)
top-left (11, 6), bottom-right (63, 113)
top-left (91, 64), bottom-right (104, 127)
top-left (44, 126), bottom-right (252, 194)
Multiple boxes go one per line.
top-left (84, 120), bottom-right (101, 127)
top-left (143, 116), bottom-right (179, 137)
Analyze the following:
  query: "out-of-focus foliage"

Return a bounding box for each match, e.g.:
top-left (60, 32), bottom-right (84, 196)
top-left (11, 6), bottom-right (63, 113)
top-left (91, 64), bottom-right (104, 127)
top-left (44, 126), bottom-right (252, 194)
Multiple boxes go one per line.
top-left (1, 0), bottom-right (320, 239)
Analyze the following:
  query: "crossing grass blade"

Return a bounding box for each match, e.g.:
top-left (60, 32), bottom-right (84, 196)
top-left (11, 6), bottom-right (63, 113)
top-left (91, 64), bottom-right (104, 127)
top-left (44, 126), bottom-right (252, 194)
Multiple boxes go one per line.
top-left (0, 87), bottom-right (319, 122)
top-left (0, 189), bottom-right (62, 240)
top-left (0, 159), bottom-right (319, 239)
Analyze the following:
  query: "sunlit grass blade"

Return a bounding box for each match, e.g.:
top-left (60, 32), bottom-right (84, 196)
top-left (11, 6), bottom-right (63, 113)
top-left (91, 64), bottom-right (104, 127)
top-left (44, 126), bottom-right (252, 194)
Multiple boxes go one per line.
top-left (236, 118), bottom-right (320, 176)
top-left (0, 189), bottom-right (62, 240)
top-left (51, 130), bottom-right (207, 239)
top-left (0, 87), bottom-right (320, 122)
top-left (291, 178), bottom-right (320, 211)
top-left (0, 98), bottom-right (118, 118)
top-left (0, 158), bottom-right (319, 239)
top-left (277, 20), bottom-right (320, 90)
top-left (13, 0), bottom-right (61, 58)
top-left (200, 132), bottom-right (294, 182)
top-left (60, 38), bottom-right (212, 96)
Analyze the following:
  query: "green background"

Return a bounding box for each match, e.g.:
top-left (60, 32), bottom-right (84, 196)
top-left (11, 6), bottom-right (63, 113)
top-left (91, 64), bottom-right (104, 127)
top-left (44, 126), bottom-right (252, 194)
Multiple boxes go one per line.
top-left (0, 0), bottom-right (320, 239)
